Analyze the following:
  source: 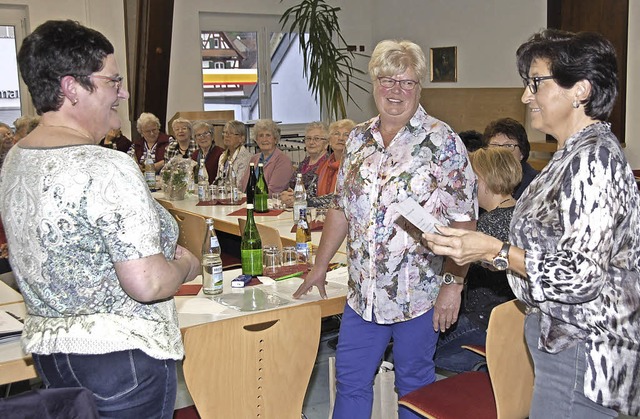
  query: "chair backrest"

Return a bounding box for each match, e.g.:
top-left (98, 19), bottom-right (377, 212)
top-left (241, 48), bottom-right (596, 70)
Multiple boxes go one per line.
top-left (485, 299), bottom-right (534, 419)
top-left (237, 218), bottom-right (283, 252)
top-left (182, 303), bottom-right (321, 419)
top-left (155, 198), bottom-right (174, 211)
top-left (168, 208), bottom-right (207, 262)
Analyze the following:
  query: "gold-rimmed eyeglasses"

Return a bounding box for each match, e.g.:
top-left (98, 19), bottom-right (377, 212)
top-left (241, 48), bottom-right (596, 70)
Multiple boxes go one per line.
top-left (195, 131), bottom-right (212, 139)
top-left (305, 136), bottom-right (327, 143)
top-left (522, 75), bottom-right (554, 94)
top-left (377, 77), bottom-right (419, 90)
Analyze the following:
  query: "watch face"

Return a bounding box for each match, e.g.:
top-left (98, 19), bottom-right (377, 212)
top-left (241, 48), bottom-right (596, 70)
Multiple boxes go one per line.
top-left (493, 256), bottom-right (508, 271)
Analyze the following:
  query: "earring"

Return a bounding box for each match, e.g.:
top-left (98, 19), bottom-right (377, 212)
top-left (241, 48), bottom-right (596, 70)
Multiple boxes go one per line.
top-left (572, 98), bottom-right (580, 109)
top-left (71, 98), bottom-right (78, 106)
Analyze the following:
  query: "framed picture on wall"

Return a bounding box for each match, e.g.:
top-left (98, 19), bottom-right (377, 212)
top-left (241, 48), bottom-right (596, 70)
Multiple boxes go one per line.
top-left (430, 46), bottom-right (457, 82)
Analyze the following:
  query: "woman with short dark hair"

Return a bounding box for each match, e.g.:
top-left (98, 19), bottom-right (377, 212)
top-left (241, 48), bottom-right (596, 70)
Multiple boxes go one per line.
top-left (425, 29), bottom-right (640, 417)
top-left (0, 20), bottom-right (199, 418)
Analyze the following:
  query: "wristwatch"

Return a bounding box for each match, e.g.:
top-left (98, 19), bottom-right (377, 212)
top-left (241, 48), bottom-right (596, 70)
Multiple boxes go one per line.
top-left (492, 242), bottom-right (511, 271)
top-left (442, 272), bottom-right (465, 285)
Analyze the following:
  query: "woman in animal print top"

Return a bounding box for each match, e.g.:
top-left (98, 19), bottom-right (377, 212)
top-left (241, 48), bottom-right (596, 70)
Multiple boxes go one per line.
top-left (424, 29), bottom-right (640, 417)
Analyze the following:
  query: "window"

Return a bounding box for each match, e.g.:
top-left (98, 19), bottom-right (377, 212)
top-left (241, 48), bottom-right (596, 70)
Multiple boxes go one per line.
top-left (199, 13), bottom-right (320, 128)
top-left (0, 6), bottom-right (29, 127)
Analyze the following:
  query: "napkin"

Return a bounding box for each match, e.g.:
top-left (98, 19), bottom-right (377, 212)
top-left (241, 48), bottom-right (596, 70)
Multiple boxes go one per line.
top-left (227, 208), bottom-right (284, 216)
top-left (196, 197), bottom-right (247, 206)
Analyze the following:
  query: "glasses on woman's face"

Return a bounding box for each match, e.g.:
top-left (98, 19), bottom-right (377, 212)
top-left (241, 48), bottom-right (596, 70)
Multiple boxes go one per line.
top-left (305, 136), bottom-right (327, 143)
top-left (195, 131), bottom-right (212, 139)
top-left (90, 74), bottom-right (124, 93)
top-left (377, 77), bottom-right (419, 91)
top-left (222, 131), bottom-right (240, 137)
top-left (488, 142), bottom-right (519, 150)
top-left (522, 75), bottom-right (554, 94)
top-left (331, 131), bottom-right (351, 138)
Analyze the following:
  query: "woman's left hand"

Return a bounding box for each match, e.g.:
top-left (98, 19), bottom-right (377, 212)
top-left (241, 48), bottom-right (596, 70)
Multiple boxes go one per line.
top-left (280, 188), bottom-right (294, 207)
top-left (424, 226), bottom-right (500, 266)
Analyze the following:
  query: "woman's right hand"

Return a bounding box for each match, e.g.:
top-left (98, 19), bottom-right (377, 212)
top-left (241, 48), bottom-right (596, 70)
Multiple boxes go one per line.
top-left (293, 266), bottom-right (328, 299)
top-left (175, 245), bottom-right (200, 283)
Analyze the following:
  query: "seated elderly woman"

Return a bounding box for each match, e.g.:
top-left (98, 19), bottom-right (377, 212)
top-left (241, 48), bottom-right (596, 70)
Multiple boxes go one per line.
top-left (0, 123), bottom-right (14, 169)
top-left (191, 121), bottom-right (224, 184)
top-left (308, 119), bottom-right (356, 208)
top-left (280, 121), bottom-right (330, 207)
top-left (13, 115), bottom-right (40, 143)
top-left (482, 117), bottom-right (537, 199)
top-left (433, 147), bottom-right (521, 373)
top-left (214, 120), bottom-right (252, 189)
top-left (165, 117), bottom-right (197, 161)
top-left (99, 128), bottom-right (131, 152)
top-left (240, 119), bottom-right (294, 194)
top-left (128, 112), bottom-right (172, 173)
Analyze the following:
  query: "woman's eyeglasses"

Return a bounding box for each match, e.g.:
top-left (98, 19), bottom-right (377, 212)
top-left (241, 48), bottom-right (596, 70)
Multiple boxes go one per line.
top-left (377, 77), bottom-right (419, 90)
top-left (488, 143), bottom-right (519, 150)
top-left (522, 75), bottom-right (553, 94)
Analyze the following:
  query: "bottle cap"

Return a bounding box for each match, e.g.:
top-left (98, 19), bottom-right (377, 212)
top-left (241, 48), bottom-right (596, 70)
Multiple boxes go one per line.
top-left (247, 203), bottom-right (254, 209)
top-left (258, 163), bottom-right (264, 167)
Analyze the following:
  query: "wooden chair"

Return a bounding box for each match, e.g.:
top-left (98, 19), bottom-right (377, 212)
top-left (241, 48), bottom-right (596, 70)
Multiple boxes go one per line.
top-left (399, 300), bottom-right (534, 419)
top-left (155, 198), bottom-right (174, 211)
top-left (237, 218), bottom-right (283, 252)
top-left (168, 208), bottom-right (207, 263)
top-left (181, 304), bottom-right (322, 419)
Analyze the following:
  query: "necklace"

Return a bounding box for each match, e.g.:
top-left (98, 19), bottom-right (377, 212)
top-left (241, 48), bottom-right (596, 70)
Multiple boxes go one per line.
top-left (495, 197), bottom-right (514, 209)
top-left (40, 124), bottom-right (95, 144)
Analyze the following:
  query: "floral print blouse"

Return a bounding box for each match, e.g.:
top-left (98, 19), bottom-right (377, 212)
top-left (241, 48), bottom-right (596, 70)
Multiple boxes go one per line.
top-left (0, 145), bottom-right (183, 360)
top-left (509, 122), bottom-right (640, 415)
top-left (334, 105), bottom-right (477, 324)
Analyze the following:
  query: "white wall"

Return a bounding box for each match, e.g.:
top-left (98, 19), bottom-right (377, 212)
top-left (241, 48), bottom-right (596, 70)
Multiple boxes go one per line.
top-left (0, 0), bottom-right (130, 136)
top-left (3, 0), bottom-right (637, 166)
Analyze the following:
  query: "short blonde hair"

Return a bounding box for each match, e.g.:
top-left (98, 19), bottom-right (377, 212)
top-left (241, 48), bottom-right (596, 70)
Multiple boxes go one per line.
top-left (368, 40), bottom-right (428, 83)
top-left (171, 117), bottom-right (192, 136)
top-left (470, 147), bottom-right (522, 196)
top-left (136, 112), bottom-right (161, 133)
top-left (329, 119), bottom-right (356, 134)
top-left (253, 119), bottom-right (280, 142)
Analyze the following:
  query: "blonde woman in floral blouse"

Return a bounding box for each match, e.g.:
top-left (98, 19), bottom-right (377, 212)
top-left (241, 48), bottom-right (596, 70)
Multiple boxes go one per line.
top-left (425, 29), bottom-right (640, 417)
top-left (294, 40), bottom-right (477, 418)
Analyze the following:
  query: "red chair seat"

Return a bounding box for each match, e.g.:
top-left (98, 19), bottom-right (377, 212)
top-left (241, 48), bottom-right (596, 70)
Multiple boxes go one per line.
top-left (399, 371), bottom-right (497, 419)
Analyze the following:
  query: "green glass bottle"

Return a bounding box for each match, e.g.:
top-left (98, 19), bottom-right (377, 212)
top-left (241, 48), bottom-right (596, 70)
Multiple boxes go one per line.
top-left (241, 204), bottom-right (263, 276)
top-left (254, 163), bottom-right (269, 213)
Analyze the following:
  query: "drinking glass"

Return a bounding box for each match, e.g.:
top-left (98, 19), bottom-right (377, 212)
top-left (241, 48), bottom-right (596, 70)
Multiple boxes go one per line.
top-left (269, 192), bottom-right (282, 210)
top-left (281, 246), bottom-right (297, 266)
top-left (263, 245), bottom-right (281, 274)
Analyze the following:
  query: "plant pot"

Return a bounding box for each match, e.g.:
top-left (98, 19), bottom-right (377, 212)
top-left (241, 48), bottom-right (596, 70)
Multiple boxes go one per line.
top-left (170, 185), bottom-right (187, 200)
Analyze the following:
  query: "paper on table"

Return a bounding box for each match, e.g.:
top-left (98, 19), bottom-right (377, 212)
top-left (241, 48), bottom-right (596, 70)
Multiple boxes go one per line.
top-left (394, 198), bottom-right (446, 233)
top-left (175, 295), bottom-right (228, 315)
top-left (0, 310), bottom-right (23, 342)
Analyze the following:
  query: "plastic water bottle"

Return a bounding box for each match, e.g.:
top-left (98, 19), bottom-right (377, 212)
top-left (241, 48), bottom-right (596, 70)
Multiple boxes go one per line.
top-left (293, 173), bottom-right (307, 222)
top-left (202, 218), bottom-right (223, 295)
top-left (144, 152), bottom-right (156, 189)
top-left (197, 158), bottom-right (210, 202)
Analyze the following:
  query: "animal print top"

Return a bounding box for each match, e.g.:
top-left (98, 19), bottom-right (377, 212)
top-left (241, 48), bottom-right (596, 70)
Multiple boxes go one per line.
top-left (508, 122), bottom-right (640, 416)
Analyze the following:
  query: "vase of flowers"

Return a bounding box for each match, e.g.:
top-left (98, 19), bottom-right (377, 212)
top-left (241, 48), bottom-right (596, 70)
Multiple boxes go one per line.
top-left (161, 157), bottom-right (194, 201)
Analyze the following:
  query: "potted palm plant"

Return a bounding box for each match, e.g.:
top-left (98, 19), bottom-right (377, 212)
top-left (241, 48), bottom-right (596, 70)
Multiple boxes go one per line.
top-left (280, 0), bottom-right (368, 120)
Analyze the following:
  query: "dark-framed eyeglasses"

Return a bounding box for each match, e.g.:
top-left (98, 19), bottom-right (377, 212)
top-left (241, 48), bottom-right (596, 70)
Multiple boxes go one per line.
top-left (377, 77), bottom-right (419, 91)
top-left (522, 75), bottom-right (554, 94)
top-left (488, 143), bottom-right (519, 150)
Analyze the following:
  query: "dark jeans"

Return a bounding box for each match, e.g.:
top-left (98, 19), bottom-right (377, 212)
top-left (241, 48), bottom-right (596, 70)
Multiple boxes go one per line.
top-left (433, 314), bottom-right (487, 373)
top-left (33, 349), bottom-right (177, 419)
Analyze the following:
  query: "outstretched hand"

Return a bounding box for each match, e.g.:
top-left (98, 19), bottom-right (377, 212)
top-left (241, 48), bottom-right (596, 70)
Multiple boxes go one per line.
top-left (424, 225), bottom-right (499, 266)
top-left (293, 266), bottom-right (328, 299)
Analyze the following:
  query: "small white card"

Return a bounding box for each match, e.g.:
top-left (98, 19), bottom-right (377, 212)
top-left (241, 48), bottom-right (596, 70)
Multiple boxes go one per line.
top-left (394, 198), bottom-right (445, 233)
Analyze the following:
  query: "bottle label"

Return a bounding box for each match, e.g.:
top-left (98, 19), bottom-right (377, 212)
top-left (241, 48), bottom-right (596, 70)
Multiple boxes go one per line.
top-left (202, 256), bottom-right (223, 295)
top-left (145, 171), bottom-right (156, 188)
top-left (198, 185), bottom-right (206, 201)
top-left (241, 249), bottom-right (263, 276)
top-left (296, 242), bottom-right (310, 264)
top-left (293, 203), bottom-right (307, 221)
